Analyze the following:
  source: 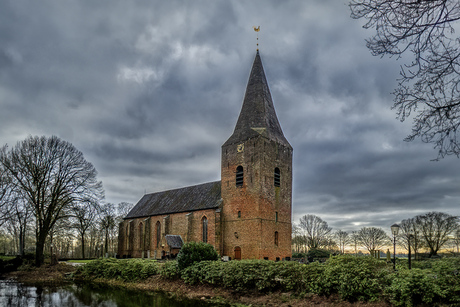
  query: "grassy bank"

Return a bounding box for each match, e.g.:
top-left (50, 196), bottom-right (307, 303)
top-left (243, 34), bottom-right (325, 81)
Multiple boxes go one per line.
top-left (5, 263), bottom-right (77, 285)
top-left (72, 255), bottom-right (460, 306)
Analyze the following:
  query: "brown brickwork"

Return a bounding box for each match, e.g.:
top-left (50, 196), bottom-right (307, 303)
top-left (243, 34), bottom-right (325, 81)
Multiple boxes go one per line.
top-left (118, 51), bottom-right (292, 261)
top-left (221, 138), bottom-right (292, 260)
top-left (118, 208), bottom-right (219, 259)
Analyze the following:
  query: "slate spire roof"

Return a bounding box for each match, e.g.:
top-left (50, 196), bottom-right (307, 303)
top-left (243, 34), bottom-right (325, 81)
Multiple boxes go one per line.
top-left (223, 51), bottom-right (291, 148)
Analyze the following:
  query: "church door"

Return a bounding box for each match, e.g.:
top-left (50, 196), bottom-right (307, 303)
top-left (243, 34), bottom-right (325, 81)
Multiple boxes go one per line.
top-left (234, 246), bottom-right (241, 260)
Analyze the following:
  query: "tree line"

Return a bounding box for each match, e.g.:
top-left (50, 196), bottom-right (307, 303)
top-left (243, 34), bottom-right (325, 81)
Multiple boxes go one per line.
top-left (0, 135), bottom-right (133, 266)
top-left (293, 212), bottom-right (460, 258)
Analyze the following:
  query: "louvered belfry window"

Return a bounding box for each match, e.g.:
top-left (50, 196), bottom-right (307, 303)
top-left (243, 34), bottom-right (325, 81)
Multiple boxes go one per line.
top-left (274, 167), bottom-right (281, 187)
top-left (236, 165), bottom-right (244, 187)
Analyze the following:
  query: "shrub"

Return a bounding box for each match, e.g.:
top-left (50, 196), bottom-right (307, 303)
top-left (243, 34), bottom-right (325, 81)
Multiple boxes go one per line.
top-left (181, 259), bottom-right (318, 293)
top-left (160, 260), bottom-right (180, 279)
top-left (427, 258), bottom-right (460, 304)
top-left (316, 255), bottom-right (390, 302)
top-left (120, 259), bottom-right (159, 281)
top-left (74, 258), bottom-right (159, 282)
top-left (385, 268), bottom-right (441, 306)
top-left (176, 242), bottom-right (218, 271)
top-left (292, 252), bottom-right (307, 258)
top-left (306, 249), bottom-right (330, 261)
top-left (181, 260), bottom-right (218, 285)
top-left (299, 261), bottom-right (325, 294)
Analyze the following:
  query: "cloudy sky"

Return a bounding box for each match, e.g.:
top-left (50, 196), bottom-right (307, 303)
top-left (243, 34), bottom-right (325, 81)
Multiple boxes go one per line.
top-left (1, 0), bottom-right (459, 233)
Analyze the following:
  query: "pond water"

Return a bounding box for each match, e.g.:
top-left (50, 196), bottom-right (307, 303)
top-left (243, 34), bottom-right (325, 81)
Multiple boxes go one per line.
top-left (0, 279), bottom-right (216, 307)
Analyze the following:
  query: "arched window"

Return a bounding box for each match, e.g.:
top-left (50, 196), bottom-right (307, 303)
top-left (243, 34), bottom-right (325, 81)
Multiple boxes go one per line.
top-left (274, 231), bottom-right (279, 246)
top-left (156, 221), bottom-right (161, 248)
top-left (202, 216), bottom-right (208, 243)
top-left (236, 166), bottom-right (243, 187)
top-left (274, 167), bottom-right (281, 187)
top-left (138, 222), bottom-right (144, 249)
top-left (126, 225), bottom-right (130, 250)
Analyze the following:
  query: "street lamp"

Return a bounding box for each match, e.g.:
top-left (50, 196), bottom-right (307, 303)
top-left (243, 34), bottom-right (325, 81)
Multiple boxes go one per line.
top-left (391, 223), bottom-right (400, 270)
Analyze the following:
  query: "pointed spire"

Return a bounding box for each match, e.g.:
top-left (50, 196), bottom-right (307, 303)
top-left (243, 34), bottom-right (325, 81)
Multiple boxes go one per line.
top-left (223, 51), bottom-right (291, 148)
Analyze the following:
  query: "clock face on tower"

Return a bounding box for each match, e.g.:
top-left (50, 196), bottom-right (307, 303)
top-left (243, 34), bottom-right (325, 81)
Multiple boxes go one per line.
top-left (237, 143), bottom-right (244, 153)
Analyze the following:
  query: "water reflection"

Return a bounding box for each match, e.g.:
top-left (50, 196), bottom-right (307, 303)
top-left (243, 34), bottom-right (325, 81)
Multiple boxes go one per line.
top-left (0, 280), bottom-right (214, 307)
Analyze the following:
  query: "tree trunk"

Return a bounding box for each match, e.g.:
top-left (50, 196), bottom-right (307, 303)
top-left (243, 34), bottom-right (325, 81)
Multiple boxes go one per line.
top-left (81, 233), bottom-right (85, 259)
top-left (35, 238), bottom-right (45, 267)
top-left (18, 227), bottom-right (24, 256)
top-left (35, 229), bottom-right (49, 267)
top-left (105, 229), bottom-right (109, 256)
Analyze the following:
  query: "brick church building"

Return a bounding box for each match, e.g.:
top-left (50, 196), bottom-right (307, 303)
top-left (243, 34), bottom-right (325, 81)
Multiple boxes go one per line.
top-left (118, 51), bottom-right (293, 261)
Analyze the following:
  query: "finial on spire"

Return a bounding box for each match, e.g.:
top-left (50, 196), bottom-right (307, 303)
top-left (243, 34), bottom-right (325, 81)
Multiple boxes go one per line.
top-left (253, 26), bottom-right (260, 51)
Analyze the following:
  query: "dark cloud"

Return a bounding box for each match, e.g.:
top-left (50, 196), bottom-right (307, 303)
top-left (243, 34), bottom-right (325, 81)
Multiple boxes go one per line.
top-left (1, 0), bottom-right (459, 236)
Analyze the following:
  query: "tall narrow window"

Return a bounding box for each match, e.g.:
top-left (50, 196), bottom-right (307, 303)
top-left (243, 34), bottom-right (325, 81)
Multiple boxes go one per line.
top-left (156, 221), bottom-right (161, 248)
top-left (202, 216), bottom-right (208, 243)
top-left (274, 231), bottom-right (279, 246)
top-left (275, 211), bottom-right (278, 222)
top-left (138, 223), bottom-right (144, 249)
top-left (236, 166), bottom-right (244, 187)
top-left (274, 167), bottom-right (281, 187)
top-left (126, 225), bottom-right (130, 250)
top-left (238, 211), bottom-right (241, 218)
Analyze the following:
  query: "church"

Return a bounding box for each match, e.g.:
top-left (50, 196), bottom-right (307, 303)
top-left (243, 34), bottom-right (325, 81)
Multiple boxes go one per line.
top-left (118, 50), bottom-right (293, 261)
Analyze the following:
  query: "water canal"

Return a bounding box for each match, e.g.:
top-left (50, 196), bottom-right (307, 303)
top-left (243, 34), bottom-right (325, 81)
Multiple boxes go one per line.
top-left (0, 279), bottom-right (217, 307)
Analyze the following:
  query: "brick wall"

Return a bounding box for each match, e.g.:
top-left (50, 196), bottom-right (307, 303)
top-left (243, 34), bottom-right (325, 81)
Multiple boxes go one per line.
top-left (221, 136), bottom-right (292, 260)
top-left (118, 207), bottom-right (220, 259)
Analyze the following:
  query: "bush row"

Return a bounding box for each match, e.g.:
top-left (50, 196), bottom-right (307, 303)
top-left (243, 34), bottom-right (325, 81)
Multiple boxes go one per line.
top-left (180, 256), bottom-right (388, 302)
top-left (74, 258), bottom-right (160, 282)
top-left (74, 256), bottom-right (460, 306)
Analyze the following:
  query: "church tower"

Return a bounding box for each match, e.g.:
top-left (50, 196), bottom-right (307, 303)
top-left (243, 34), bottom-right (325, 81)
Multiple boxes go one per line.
top-left (221, 51), bottom-right (293, 260)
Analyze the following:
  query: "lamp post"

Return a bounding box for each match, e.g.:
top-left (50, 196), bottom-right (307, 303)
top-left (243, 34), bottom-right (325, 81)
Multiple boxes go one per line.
top-left (391, 223), bottom-right (400, 270)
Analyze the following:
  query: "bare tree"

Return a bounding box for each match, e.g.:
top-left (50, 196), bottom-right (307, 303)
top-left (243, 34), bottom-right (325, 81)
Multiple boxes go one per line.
top-left (357, 227), bottom-right (390, 253)
top-left (415, 211), bottom-right (458, 256)
top-left (100, 203), bottom-right (116, 257)
top-left (0, 136), bottom-right (104, 266)
top-left (452, 227), bottom-right (460, 255)
top-left (350, 231), bottom-right (360, 256)
top-left (71, 201), bottom-right (100, 259)
top-left (5, 198), bottom-right (33, 256)
top-left (48, 217), bottom-right (74, 260)
top-left (398, 217), bottom-right (423, 260)
top-left (335, 230), bottom-right (350, 254)
top-left (292, 224), bottom-right (306, 254)
top-left (116, 202), bottom-right (134, 220)
top-left (0, 166), bottom-right (14, 227)
top-left (350, 0), bottom-right (460, 159)
top-left (298, 215), bottom-right (332, 250)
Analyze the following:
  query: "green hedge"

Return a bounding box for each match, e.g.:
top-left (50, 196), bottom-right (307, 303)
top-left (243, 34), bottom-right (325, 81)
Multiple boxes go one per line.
top-left (73, 256), bottom-right (460, 306)
top-left (176, 241), bottom-right (219, 271)
top-left (74, 258), bottom-right (160, 282)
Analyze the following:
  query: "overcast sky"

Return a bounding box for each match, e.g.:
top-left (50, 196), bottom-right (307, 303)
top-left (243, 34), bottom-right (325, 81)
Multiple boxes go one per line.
top-left (1, 0), bottom-right (459, 233)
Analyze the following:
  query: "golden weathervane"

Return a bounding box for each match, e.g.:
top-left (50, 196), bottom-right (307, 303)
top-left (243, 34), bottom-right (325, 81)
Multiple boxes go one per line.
top-left (253, 26), bottom-right (260, 50)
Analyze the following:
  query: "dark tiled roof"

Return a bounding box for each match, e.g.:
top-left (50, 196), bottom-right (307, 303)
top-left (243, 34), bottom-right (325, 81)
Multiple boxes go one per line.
top-left (125, 181), bottom-right (221, 219)
top-left (223, 51), bottom-right (291, 148)
top-left (165, 235), bottom-right (183, 249)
